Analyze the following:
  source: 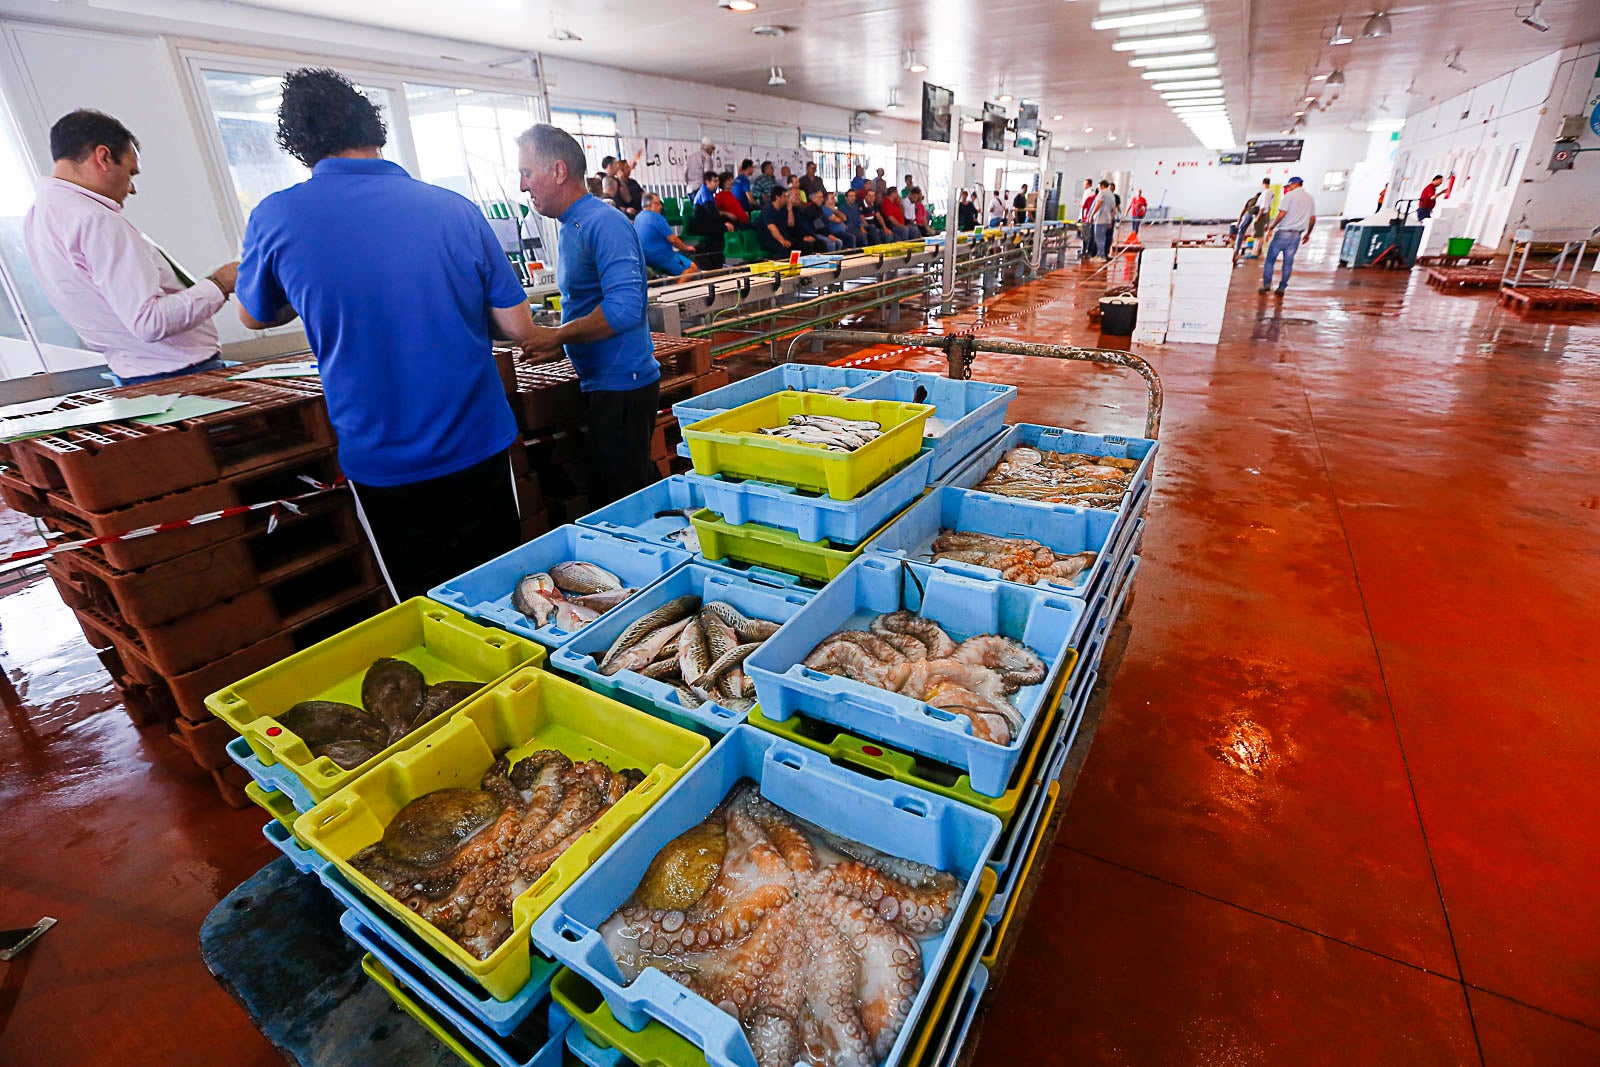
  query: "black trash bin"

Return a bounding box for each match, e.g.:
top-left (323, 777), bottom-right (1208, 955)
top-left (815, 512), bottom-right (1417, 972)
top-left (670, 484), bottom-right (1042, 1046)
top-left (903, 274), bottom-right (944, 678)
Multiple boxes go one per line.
top-left (1099, 297), bottom-right (1138, 336)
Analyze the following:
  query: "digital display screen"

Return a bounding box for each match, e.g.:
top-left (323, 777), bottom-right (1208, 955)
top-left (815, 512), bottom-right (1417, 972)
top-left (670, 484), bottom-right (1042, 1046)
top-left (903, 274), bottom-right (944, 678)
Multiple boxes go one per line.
top-left (1016, 102), bottom-right (1039, 156)
top-left (981, 102), bottom-right (1008, 152)
top-left (921, 83), bottom-right (954, 143)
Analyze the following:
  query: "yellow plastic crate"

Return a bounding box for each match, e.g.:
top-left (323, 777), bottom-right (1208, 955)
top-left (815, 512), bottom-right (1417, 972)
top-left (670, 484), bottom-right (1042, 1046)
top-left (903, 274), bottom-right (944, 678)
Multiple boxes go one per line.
top-left (245, 780), bottom-right (298, 835)
top-left (682, 392), bottom-right (931, 500)
top-left (903, 865), bottom-right (998, 1066)
top-left (295, 666), bottom-right (709, 1001)
top-left (747, 260), bottom-right (800, 277)
top-left (979, 780), bottom-right (1061, 969)
top-left (207, 597), bottom-right (545, 806)
top-left (689, 509), bottom-right (869, 583)
top-left (361, 955), bottom-right (489, 1067)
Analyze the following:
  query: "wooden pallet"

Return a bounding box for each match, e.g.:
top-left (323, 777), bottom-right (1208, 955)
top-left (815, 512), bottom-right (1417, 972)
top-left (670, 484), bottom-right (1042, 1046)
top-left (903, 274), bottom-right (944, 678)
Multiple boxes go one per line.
top-left (1425, 267), bottom-right (1503, 291)
top-left (1499, 285), bottom-right (1600, 312)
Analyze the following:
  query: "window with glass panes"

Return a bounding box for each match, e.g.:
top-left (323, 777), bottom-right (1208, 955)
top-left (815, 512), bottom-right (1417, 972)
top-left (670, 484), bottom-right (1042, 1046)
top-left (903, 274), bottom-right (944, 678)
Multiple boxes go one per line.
top-left (551, 109), bottom-right (622, 179)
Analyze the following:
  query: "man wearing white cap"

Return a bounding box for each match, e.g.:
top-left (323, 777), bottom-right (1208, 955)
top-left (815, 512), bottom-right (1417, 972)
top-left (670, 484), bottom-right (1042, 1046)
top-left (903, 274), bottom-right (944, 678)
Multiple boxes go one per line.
top-left (1260, 175), bottom-right (1316, 296)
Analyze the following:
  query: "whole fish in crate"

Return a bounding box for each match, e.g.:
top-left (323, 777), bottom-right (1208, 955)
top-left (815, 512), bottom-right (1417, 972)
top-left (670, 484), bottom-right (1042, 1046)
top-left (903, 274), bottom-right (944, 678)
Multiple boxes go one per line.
top-left (511, 562), bottom-right (633, 632)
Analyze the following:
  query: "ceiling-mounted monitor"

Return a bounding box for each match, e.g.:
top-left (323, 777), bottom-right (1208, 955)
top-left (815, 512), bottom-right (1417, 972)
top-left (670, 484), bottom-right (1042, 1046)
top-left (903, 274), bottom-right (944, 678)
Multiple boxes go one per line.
top-left (1245, 139), bottom-right (1303, 163)
top-left (921, 82), bottom-right (953, 143)
top-left (981, 102), bottom-right (1008, 152)
top-left (1016, 102), bottom-right (1040, 156)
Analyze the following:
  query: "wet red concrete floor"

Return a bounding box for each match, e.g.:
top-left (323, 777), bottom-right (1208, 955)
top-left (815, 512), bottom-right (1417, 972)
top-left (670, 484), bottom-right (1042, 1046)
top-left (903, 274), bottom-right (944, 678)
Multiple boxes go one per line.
top-left (0, 231), bottom-right (1596, 1064)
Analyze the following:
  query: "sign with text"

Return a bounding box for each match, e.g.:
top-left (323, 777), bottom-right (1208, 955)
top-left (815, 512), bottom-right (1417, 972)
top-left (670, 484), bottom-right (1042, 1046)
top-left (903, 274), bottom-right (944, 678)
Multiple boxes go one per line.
top-left (1245, 139), bottom-right (1304, 164)
top-left (1219, 151), bottom-right (1245, 165)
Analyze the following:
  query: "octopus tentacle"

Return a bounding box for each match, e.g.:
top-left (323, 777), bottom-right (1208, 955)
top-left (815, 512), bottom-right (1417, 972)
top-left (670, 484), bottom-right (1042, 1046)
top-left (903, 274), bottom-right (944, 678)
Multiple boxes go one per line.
top-left (808, 860), bottom-right (958, 935)
top-left (814, 892), bottom-right (921, 1061)
top-left (798, 900), bottom-right (876, 1067)
top-left (620, 882), bottom-right (793, 953)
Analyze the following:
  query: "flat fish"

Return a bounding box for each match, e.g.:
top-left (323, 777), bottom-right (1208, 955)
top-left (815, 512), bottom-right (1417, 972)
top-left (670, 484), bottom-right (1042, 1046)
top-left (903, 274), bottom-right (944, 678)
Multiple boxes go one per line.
top-left (550, 561), bottom-right (623, 595)
top-left (599, 596), bottom-right (702, 672)
top-left (362, 658), bottom-right (426, 739)
top-left (278, 700), bottom-right (387, 749)
top-left (410, 681), bottom-right (483, 731)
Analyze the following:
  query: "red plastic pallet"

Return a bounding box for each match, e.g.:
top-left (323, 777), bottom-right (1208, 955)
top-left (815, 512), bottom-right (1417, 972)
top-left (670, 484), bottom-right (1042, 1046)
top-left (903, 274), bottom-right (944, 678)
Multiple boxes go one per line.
top-left (8, 377), bottom-right (333, 511)
top-left (1425, 267), bottom-right (1503, 291)
top-left (1499, 286), bottom-right (1600, 312)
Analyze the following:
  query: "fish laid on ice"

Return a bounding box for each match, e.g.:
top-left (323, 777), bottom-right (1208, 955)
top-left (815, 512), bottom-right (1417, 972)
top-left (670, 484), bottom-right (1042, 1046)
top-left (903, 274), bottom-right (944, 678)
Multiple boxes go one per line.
top-left (549, 561), bottom-right (623, 595)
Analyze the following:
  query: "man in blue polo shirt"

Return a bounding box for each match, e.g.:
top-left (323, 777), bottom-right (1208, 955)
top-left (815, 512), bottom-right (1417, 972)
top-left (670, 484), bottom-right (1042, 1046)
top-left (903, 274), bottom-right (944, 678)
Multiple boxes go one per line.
top-left (517, 124), bottom-right (661, 507)
top-left (235, 68), bottom-right (537, 601)
top-left (634, 193), bottom-right (699, 282)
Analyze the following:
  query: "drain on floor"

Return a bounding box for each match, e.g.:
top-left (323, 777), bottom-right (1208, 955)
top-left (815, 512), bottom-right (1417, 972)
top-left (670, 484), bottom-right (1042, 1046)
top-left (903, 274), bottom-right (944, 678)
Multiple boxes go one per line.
top-left (1254, 314), bottom-right (1318, 326)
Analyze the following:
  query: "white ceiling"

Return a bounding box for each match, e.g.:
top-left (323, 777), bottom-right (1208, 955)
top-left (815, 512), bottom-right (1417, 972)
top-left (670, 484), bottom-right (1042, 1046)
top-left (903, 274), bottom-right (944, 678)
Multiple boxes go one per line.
top-left (223, 0), bottom-right (1600, 149)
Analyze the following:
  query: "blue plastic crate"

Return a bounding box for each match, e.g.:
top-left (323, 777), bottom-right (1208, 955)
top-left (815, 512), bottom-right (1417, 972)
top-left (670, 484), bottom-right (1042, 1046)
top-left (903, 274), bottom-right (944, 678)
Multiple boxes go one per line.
top-left (343, 909), bottom-right (569, 1067)
top-left (575, 476), bottom-right (708, 553)
top-left (928, 961), bottom-right (989, 1067)
top-left (746, 557), bottom-right (1086, 797)
top-left (551, 563), bottom-right (814, 738)
top-left (685, 449), bottom-right (931, 545)
top-left (864, 486), bottom-right (1121, 604)
top-left (429, 526), bottom-right (690, 650)
top-left (849, 371), bottom-right (1015, 482)
top-left (322, 863), bottom-right (563, 1037)
top-left (985, 738), bottom-right (1070, 920)
top-left (564, 1024), bottom-right (626, 1067)
top-left (530, 726), bottom-right (1001, 1067)
top-left (230, 735), bottom-right (317, 813)
top-left (941, 422), bottom-right (1159, 531)
top-left (263, 816), bottom-right (327, 873)
top-left (672, 365), bottom-right (887, 429)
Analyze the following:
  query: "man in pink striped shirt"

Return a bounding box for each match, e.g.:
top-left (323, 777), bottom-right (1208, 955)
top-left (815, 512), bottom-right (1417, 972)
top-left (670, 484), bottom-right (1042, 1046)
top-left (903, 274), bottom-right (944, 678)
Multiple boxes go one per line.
top-left (24, 110), bottom-right (239, 383)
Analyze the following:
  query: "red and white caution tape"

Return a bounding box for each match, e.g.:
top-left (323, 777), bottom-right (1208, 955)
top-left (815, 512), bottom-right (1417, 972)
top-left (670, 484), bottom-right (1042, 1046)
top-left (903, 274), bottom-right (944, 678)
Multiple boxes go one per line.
top-left (0, 475), bottom-right (347, 576)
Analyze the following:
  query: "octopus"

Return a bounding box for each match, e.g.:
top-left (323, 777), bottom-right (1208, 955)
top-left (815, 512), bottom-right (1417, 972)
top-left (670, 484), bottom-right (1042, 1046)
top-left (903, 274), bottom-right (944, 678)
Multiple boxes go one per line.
top-left (800, 611), bottom-right (1045, 745)
top-left (973, 447), bottom-right (1140, 509)
top-left (276, 658), bottom-right (484, 770)
top-left (601, 783), bottom-right (960, 1067)
top-left (352, 749), bottom-right (644, 959)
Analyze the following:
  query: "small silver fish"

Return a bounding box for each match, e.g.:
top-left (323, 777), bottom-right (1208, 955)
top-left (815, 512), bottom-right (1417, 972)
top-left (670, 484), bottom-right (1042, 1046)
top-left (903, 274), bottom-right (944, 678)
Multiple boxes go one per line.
top-left (549, 561), bottom-right (623, 595)
top-left (600, 617), bottom-right (692, 676)
top-left (598, 596), bottom-right (701, 673)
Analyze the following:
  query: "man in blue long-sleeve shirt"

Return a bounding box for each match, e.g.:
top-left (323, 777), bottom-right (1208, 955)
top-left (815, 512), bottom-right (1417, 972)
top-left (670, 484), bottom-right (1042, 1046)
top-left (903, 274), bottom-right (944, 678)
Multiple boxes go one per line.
top-left (518, 124), bottom-right (661, 506)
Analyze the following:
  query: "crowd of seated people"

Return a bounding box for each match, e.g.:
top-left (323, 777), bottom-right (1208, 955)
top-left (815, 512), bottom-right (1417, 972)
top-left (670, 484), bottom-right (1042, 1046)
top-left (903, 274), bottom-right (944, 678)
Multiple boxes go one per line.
top-left (584, 155), bottom-right (1010, 274)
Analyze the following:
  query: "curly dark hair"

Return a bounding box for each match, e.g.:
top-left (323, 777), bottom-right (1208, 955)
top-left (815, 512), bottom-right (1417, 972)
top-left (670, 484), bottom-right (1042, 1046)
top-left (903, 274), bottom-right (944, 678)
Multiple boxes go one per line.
top-left (275, 67), bottom-right (387, 167)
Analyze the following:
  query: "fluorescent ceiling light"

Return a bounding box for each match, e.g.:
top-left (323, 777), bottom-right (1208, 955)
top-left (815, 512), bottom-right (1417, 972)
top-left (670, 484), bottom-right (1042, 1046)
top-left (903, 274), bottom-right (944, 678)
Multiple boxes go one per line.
top-left (997, 93), bottom-right (1014, 102)
top-left (1155, 78), bottom-right (1222, 90)
top-left (1090, 6), bottom-right (1204, 31)
top-left (246, 76), bottom-right (279, 89)
top-left (255, 95), bottom-right (281, 110)
top-left (1141, 66), bottom-right (1220, 80)
top-left (1161, 89), bottom-right (1225, 99)
top-left (718, 0), bottom-right (758, 10)
top-left (1128, 50), bottom-right (1216, 67)
top-left (1110, 33), bottom-right (1212, 52)
top-left (1052, 113), bottom-right (1064, 120)
top-left (1173, 106), bottom-right (1226, 114)
top-left (1366, 119), bottom-right (1405, 132)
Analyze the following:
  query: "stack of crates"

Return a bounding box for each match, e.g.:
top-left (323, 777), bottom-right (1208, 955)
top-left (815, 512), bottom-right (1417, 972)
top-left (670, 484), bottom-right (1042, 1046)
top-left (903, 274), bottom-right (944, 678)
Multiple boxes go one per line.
top-left (216, 595), bottom-right (712, 1067)
top-left (0, 369), bottom-right (390, 806)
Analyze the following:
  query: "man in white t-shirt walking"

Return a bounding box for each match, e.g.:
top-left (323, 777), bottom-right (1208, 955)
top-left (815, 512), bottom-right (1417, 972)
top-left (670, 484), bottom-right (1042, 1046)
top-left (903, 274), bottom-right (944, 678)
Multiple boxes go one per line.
top-left (1260, 175), bottom-right (1316, 295)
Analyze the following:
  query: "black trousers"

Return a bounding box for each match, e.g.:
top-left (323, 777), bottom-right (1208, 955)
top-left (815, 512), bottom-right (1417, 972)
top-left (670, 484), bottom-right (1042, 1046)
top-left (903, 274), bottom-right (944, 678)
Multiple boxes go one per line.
top-left (350, 448), bottom-right (522, 602)
top-left (585, 379), bottom-right (660, 509)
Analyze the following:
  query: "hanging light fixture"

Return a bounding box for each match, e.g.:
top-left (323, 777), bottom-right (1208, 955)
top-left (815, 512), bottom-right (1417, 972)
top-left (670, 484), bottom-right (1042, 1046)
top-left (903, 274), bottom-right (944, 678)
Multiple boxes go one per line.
top-left (1090, 6), bottom-right (1205, 31)
top-left (903, 47), bottom-right (927, 73)
top-left (1360, 11), bottom-right (1393, 37)
top-left (1326, 68), bottom-right (1346, 86)
top-left (1328, 19), bottom-right (1354, 45)
top-left (768, 65), bottom-right (786, 85)
top-left (884, 87), bottom-right (902, 110)
top-left (718, 0), bottom-right (759, 11)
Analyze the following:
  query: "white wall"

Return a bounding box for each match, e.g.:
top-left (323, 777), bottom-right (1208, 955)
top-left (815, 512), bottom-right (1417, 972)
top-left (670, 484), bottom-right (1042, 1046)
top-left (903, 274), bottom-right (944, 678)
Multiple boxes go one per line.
top-left (1390, 50), bottom-right (1565, 248)
top-left (1069, 129), bottom-right (1374, 220)
top-left (1513, 41), bottom-right (1600, 235)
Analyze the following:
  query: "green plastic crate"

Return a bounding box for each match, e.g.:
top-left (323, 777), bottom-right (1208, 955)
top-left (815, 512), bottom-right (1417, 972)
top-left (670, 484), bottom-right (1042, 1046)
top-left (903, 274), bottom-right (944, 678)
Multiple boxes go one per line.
top-left (745, 646), bottom-right (1076, 827)
top-left (689, 509), bottom-right (867, 584)
top-left (207, 597), bottom-right (545, 807)
top-left (681, 392), bottom-right (932, 500)
top-left (979, 780), bottom-right (1059, 969)
top-left (295, 667), bottom-right (709, 1001)
top-left (362, 955), bottom-right (490, 1067)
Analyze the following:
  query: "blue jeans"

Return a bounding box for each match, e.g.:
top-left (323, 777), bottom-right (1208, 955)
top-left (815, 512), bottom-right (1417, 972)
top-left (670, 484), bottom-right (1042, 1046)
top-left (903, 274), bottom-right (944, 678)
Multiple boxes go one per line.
top-left (1094, 223), bottom-right (1113, 256)
top-left (1263, 230), bottom-right (1302, 290)
top-left (1130, 218), bottom-right (1142, 233)
top-left (113, 356), bottom-right (225, 386)
top-left (1081, 223), bottom-right (1098, 257)
top-left (1235, 211), bottom-right (1257, 253)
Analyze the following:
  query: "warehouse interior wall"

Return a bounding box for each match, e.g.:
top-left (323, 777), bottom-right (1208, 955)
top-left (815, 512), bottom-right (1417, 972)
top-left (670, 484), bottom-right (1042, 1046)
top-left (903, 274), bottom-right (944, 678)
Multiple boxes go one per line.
top-left (1070, 129), bottom-right (1375, 220)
